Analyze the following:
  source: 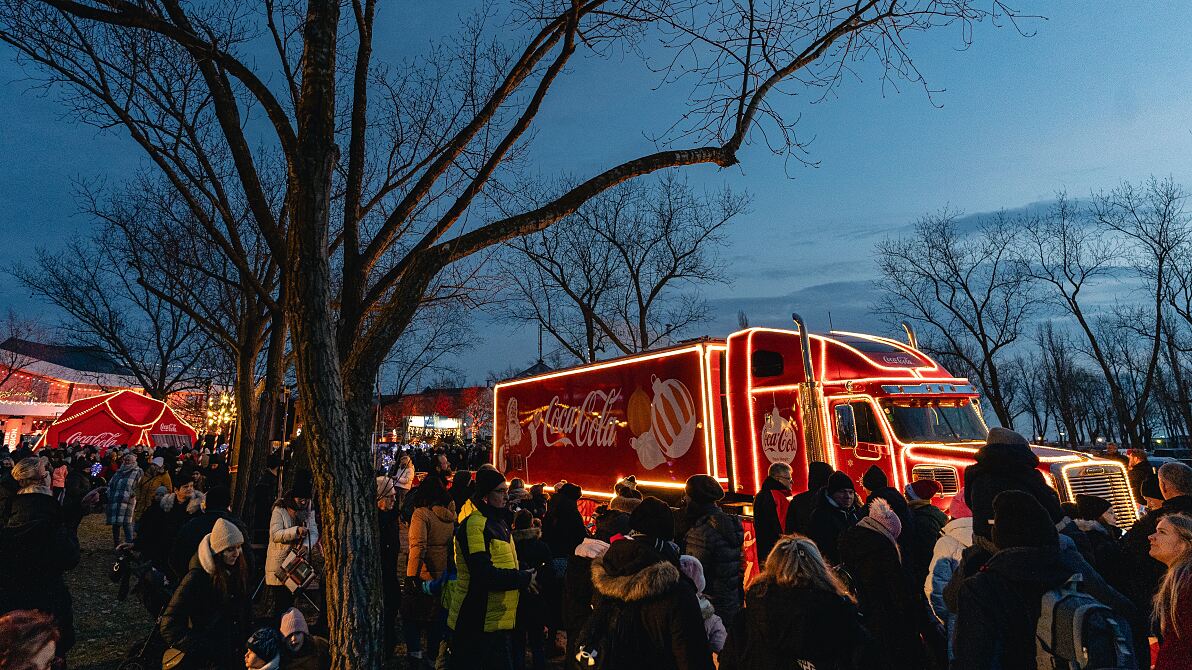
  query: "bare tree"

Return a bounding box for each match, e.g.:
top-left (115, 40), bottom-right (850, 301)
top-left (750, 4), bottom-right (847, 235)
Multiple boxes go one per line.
top-left (0, 310), bottom-right (47, 389)
top-left (506, 175), bottom-right (746, 362)
top-left (876, 209), bottom-right (1035, 427)
top-left (0, 0), bottom-right (1029, 662)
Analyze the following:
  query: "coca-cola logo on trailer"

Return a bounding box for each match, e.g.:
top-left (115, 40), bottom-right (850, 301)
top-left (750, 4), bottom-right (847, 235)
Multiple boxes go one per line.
top-left (527, 389), bottom-right (622, 451)
top-left (761, 406), bottom-right (797, 465)
top-left (64, 431), bottom-right (122, 449)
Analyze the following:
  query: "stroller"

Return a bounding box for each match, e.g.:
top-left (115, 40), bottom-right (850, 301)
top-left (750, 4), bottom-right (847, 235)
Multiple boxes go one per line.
top-left (110, 548), bottom-right (174, 670)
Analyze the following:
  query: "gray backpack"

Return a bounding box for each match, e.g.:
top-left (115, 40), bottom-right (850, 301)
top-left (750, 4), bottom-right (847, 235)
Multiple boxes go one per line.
top-left (1036, 573), bottom-right (1136, 670)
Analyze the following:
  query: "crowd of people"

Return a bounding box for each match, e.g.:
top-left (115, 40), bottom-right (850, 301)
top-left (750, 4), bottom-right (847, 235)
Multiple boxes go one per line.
top-left (0, 428), bottom-right (1190, 669)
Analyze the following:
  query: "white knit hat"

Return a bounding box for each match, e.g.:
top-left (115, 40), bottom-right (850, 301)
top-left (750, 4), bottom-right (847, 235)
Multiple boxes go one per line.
top-left (207, 517), bottom-right (244, 554)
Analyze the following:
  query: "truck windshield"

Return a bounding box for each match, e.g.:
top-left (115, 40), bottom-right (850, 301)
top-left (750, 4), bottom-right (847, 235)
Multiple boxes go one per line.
top-left (880, 399), bottom-right (987, 443)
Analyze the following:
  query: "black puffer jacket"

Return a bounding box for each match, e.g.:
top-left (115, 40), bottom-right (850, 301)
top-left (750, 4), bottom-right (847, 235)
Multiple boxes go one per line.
top-left (860, 466), bottom-right (912, 531)
top-left (807, 490), bottom-right (862, 565)
top-left (0, 492), bottom-right (80, 652)
top-left (904, 499), bottom-right (948, 587)
top-left (720, 580), bottom-right (877, 670)
top-left (786, 462), bottom-right (834, 535)
top-left (543, 485), bottom-right (588, 559)
top-left (160, 552), bottom-right (252, 669)
top-left (964, 441), bottom-right (1064, 540)
top-left (586, 538), bottom-right (714, 670)
top-left (837, 522), bottom-right (925, 669)
top-left (133, 495), bottom-right (194, 580)
top-left (751, 476), bottom-right (790, 565)
top-left (682, 502), bottom-right (744, 623)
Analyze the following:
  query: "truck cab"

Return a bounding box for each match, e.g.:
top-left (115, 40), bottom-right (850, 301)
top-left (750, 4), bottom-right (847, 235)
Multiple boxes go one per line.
top-left (728, 326), bottom-right (1137, 528)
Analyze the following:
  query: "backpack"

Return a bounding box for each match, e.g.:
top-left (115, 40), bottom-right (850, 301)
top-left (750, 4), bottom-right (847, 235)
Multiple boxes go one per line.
top-left (1036, 573), bottom-right (1135, 670)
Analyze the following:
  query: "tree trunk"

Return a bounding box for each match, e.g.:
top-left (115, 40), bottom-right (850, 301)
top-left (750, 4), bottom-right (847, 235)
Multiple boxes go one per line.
top-left (230, 330), bottom-right (261, 514)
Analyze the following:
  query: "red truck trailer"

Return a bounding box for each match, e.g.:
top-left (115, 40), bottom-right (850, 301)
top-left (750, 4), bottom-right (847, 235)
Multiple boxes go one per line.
top-left (493, 319), bottom-right (1138, 547)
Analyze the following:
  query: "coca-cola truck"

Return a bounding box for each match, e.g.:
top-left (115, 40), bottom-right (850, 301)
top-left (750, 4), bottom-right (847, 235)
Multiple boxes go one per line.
top-left (493, 318), bottom-right (1139, 542)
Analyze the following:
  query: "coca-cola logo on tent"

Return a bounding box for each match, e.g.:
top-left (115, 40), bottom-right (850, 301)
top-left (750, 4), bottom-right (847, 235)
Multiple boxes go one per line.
top-left (159, 423), bottom-right (178, 433)
top-left (64, 432), bottom-right (122, 449)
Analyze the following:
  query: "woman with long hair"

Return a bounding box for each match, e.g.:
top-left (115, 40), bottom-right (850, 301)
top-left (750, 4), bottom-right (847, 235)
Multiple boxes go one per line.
top-left (160, 518), bottom-right (253, 669)
top-left (265, 483), bottom-right (320, 617)
top-left (404, 473), bottom-right (456, 664)
top-left (1150, 512), bottom-right (1192, 669)
top-left (720, 535), bottom-right (875, 670)
top-left (0, 610), bottom-right (59, 670)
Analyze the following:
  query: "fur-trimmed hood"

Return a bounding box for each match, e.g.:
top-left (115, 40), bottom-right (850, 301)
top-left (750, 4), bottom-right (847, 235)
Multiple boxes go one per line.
top-left (591, 539), bottom-right (680, 602)
top-left (513, 526), bottom-right (542, 541)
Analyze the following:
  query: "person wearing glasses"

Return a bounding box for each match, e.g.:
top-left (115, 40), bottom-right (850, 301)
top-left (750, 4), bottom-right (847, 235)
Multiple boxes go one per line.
top-left (446, 469), bottom-right (539, 670)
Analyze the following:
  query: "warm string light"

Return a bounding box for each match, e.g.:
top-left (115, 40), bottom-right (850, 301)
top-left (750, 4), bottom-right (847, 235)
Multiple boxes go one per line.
top-left (205, 392), bottom-right (236, 431)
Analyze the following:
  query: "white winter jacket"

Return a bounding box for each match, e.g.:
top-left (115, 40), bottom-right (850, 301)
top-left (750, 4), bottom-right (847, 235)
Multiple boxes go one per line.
top-left (394, 464), bottom-right (415, 491)
top-left (924, 516), bottom-right (972, 623)
top-left (266, 504), bottom-right (321, 586)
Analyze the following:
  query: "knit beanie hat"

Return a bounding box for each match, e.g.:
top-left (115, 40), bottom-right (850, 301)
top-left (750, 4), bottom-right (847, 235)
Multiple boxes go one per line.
top-left (629, 496), bottom-right (675, 542)
top-left (906, 479), bottom-right (943, 501)
top-left (1141, 476), bottom-right (1163, 500)
top-left (868, 497), bottom-right (902, 539)
top-left (679, 554), bottom-right (707, 594)
top-left (609, 491), bottom-right (643, 514)
top-left (825, 471), bottom-right (855, 495)
top-left (473, 468), bottom-right (507, 499)
top-left (861, 465), bottom-right (888, 492)
top-left (555, 482), bottom-right (582, 500)
top-left (987, 426), bottom-right (1028, 447)
top-left (204, 485), bottom-right (232, 512)
top-left (376, 476), bottom-right (396, 499)
top-left (208, 517), bottom-right (245, 554)
top-left (279, 607), bottom-right (309, 637)
top-left (1075, 493), bottom-right (1112, 521)
top-left (685, 474), bottom-right (724, 504)
top-left (615, 476), bottom-right (637, 495)
top-left (154, 485), bottom-right (168, 498)
top-left (151, 456), bottom-right (165, 468)
top-left (246, 627), bottom-right (282, 661)
top-left (947, 488), bottom-right (973, 519)
top-left (991, 490), bottom-right (1058, 550)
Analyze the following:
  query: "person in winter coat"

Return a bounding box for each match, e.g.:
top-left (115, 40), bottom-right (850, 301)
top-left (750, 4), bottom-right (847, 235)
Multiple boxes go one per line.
top-left (1149, 513), bottom-right (1192, 670)
top-left (106, 453), bottom-right (143, 546)
top-left (583, 533), bottom-right (714, 670)
top-left (450, 469), bottom-right (473, 517)
top-left (964, 427), bottom-right (1064, 542)
top-left (132, 481), bottom-right (195, 580)
top-left (392, 454), bottom-right (415, 506)
top-left (405, 473), bottom-right (455, 663)
top-left (681, 474), bottom-right (744, 625)
top-left (752, 462), bottom-right (792, 565)
top-left (953, 490), bottom-right (1138, 670)
top-left (785, 461), bottom-right (833, 535)
top-left (837, 497), bottom-right (926, 669)
top-left (526, 483), bottom-right (548, 521)
top-left (807, 471), bottom-right (862, 565)
top-left (160, 518), bottom-right (253, 669)
top-left (562, 499), bottom-right (634, 662)
top-left (678, 555), bottom-right (727, 654)
top-left (446, 469), bottom-right (538, 670)
top-left (1111, 461), bottom-right (1192, 620)
top-left (542, 481), bottom-right (587, 567)
top-left (1142, 475), bottom-right (1166, 513)
top-left (61, 458), bottom-right (92, 530)
top-left (0, 457), bottom-right (80, 654)
top-left (376, 476), bottom-right (401, 659)
top-left (168, 486), bottom-right (249, 580)
top-left (512, 510), bottom-right (553, 670)
top-left (924, 489), bottom-right (973, 658)
top-left (265, 482), bottom-right (319, 617)
top-left (902, 478), bottom-right (948, 587)
top-left (244, 627), bottom-right (283, 669)
top-left (280, 607), bottom-right (331, 670)
top-left (135, 457), bottom-right (173, 521)
top-left (720, 535), bottom-right (876, 670)
top-left (1127, 449), bottom-right (1154, 504)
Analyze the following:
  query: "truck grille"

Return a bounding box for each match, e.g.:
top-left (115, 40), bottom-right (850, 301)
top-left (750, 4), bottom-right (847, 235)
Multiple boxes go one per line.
top-left (1061, 463), bottom-right (1138, 529)
top-left (911, 465), bottom-right (959, 496)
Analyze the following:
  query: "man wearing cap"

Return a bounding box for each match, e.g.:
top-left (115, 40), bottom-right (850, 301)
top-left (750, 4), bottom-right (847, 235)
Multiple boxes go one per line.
top-left (135, 456), bottom-right (173, 521)
top-left (446, 468), bottom-right (538, 669)
top-left (681, 474), bottom-right (744, 624)
top-left (808, 471), bottom-right (862, 565)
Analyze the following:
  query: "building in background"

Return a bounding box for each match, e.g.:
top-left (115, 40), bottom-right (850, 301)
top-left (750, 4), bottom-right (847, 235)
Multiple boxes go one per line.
top-left (0, 338), bottom-right (140, 447)
top-left (378, 386), bottom-right (493, 443)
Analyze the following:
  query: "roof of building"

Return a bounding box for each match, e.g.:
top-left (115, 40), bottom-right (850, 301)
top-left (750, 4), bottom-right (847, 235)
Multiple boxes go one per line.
top-left (0, 338), bottom-right (138, 387)
top-left (380, 386), bottom-right (489, 417)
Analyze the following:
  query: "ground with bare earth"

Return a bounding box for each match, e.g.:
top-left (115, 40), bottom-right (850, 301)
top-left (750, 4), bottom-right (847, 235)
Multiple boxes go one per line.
top-left (64, 513), bottom-right (566, 669)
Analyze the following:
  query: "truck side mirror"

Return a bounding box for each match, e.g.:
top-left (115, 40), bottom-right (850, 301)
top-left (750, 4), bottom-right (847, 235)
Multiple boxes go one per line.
top-left (834, 404), bottom-right (857, 448)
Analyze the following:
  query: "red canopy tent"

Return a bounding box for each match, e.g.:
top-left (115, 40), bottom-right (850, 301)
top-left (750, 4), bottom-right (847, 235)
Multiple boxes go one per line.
top-left (35, 390), bottom-right (197, 451)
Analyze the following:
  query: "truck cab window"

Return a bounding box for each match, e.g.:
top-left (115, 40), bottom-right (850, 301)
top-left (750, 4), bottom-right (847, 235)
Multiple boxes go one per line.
top-left (851, 402), bottom-right (883, 444)
top-left (751, 350), bottom-right (784, 378)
